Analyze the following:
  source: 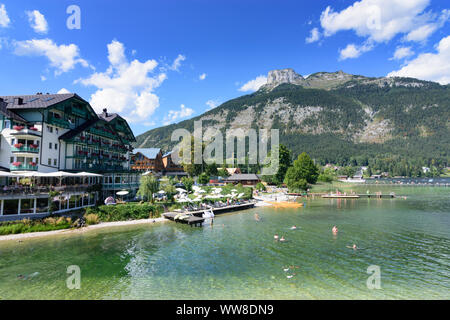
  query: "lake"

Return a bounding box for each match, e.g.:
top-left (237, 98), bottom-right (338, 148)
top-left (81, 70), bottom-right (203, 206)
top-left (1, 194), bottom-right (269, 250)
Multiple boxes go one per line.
top-left (0, 185), bottom-right (449, 299)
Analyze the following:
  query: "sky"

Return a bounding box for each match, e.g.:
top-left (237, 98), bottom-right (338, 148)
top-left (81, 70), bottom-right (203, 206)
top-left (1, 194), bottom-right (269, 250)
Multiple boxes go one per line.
top-left (0, 0), bottom-right (449, 136)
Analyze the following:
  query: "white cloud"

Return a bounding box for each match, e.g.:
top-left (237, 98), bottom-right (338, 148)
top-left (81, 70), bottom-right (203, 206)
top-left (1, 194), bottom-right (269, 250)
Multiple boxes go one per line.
top-left (57, 88), bottom-right (70, 94)
top-left (164, 104), bottom-right (194, 125)
top-left (339, 42), bottom-right (373, 60)
top-left (14, 38), bottom-right (90, 75)
top-left (77, 40), bottom-right (170, 123)
top-left (238, 75), bottom-right (267, 92)
top-left (40, 75), bottom-right (46, 81)
top-left (0, 4), bottom-right (10, 28)
top-left (199, 73), bottom-right (207, 80)
top-left (318, 0), bottom-right (449, 58)
top-left (306, 28), bottom-right (321, 43)
top-left (169, 54), bottom-right (186, 71)
top-left (26, 10), bottom-right (49, 34)
top-left (206, 99), bottom-right (219, 110)
top-left (389, 46), bottom-right (414, 60)
top-left (387, 36), bottom-right (450, 85)
top-left (320, 0), bottom-right (431, 42)
top-left (404, 9), bottom-right (450, 42)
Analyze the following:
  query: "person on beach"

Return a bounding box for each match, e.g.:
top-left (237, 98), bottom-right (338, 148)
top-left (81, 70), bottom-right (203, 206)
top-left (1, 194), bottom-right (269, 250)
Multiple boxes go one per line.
top-left (332, 225), bottom-right (338, 234)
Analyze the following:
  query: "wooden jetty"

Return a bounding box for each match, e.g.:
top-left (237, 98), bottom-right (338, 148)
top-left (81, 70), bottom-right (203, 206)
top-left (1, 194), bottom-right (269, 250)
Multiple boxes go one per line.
top-left (322, 193), bottom-right (397, 199)
top-left (163, 201), bottom-right (256, 227)
top-left (163, 212), bottom-right (205, 227)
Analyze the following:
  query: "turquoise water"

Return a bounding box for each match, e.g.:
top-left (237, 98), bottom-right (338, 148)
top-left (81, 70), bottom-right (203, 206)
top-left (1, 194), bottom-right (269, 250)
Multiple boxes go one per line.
top-left (0, 186), bottom-right (449, 299)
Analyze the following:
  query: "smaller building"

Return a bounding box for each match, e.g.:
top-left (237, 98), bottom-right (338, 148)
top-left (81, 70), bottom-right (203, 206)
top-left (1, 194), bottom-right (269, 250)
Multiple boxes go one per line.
top-left (225, 173), bottom-right (260, 186)
top-left (162, 151), bottom-right (186, 177)
top-left (131, 148), bottom-right (163, 172)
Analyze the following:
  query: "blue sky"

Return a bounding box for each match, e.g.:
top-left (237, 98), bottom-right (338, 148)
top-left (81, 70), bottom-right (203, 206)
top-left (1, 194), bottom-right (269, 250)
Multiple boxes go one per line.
top-left (0, 0), bottom-right (449, 136)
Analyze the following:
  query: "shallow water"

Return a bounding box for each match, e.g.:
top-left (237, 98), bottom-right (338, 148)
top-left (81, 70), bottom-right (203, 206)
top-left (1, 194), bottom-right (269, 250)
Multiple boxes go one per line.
top-left (0, 186), bottom-right (449, 299)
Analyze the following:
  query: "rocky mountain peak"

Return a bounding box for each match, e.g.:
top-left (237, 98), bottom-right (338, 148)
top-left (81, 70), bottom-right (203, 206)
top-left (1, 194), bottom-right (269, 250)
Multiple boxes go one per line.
top-left (266, 68), bottom-right (305, 86)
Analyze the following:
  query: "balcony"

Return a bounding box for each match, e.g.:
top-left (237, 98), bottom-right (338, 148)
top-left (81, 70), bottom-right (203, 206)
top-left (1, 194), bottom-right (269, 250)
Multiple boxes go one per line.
top-left (10, 163), bottom-right (38, 171)
top-left (12, 145), bottom-right (40, 154)
top-left (48, 115), bottom-right (75, 129)
top-left (10, 126), bottom-right (42, 138)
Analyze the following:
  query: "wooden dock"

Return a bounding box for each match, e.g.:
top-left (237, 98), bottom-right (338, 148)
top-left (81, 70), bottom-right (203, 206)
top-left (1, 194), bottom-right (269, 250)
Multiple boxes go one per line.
top-left (163, 202), bottom-right (256, 227)
top-left (321, 194), bottom-right (397, 199)
top-left (163, 212), bottom-right (205, 227)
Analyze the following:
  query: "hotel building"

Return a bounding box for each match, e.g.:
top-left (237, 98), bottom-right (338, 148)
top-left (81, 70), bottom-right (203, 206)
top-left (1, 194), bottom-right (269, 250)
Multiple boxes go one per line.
top-left (0, 93), bottom-right (140, 220)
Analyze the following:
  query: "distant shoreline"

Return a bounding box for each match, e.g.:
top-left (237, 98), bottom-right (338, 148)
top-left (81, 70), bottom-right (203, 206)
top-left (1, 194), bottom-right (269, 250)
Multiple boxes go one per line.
top-left (0, 217), bottom-right (167, 242)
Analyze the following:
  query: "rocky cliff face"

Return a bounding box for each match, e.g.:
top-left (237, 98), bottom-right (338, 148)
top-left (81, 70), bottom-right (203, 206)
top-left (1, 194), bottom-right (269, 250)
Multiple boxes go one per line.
top-left (263, 68), bottom-right (307, 89)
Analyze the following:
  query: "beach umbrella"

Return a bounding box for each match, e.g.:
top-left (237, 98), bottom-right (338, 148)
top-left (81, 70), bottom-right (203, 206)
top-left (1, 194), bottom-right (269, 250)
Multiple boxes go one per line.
top-left (116, 190), bottom-right (129, 196)
top-left (176, 188), bottom-right (187, 193)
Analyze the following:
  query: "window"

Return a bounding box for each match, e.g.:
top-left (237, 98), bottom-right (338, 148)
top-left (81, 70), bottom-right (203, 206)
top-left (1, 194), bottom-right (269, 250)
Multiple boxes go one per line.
top-left (54, 159), bottom-right (57, 166)
top-left (47, 125), bottom-right (53, 133)
top-left (11, 138), bottom-right (15, 145)
top-left (55, 128), bottom-right (59, 134)
top-left (4, 120), bottom-right (11, 129)
top-left (10, 157), bottom-right (14, 163)
top-left (49, 142), bottom-right (52, 149)
top-left (55, 143), bottom-right (58, 150)
top-left (48, 158), bottom-right (51, 165)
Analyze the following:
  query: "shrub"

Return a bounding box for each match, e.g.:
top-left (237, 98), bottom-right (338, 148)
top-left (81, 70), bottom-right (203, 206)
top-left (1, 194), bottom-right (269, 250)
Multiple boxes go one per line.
top-left (84, 213), bottom-right (100, 225)
top-left (86, 203), bottom-right (162, 222)
top-left (255, 182), bottom-right (266, 191)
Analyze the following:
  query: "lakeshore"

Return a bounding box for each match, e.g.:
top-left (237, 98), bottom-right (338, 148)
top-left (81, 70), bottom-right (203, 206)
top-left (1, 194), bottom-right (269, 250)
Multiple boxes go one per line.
top-left (0, 217), bottom-right (167, 242)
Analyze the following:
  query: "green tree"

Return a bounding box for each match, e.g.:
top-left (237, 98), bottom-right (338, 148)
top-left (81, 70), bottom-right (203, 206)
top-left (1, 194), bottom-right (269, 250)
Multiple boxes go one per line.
top-left (197, 173), bottom-right (209, 185)
top-left (181, 176), bottom-right (194, 193)
top-left (137, 174), bottom-right (160, 203)
top-left (255, 182), bottom-right (266, 191)
top-left (284, 152), bottom-right (319, 192)
top-left (262, 144), bottom-right (292, 185)
top-left (205, 162), bottom-right (218, 176)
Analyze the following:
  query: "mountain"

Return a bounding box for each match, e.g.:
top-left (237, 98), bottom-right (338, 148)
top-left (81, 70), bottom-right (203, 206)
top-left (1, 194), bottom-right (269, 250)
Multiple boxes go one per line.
top-left (135, 69), bottom-right (450, 167)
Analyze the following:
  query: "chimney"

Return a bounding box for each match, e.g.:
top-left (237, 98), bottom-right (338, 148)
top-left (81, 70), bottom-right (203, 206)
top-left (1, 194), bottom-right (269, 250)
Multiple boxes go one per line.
top-left (102, 108), bottom-right (108, 117)
top-left (14, 97), bottom-right (24, 105)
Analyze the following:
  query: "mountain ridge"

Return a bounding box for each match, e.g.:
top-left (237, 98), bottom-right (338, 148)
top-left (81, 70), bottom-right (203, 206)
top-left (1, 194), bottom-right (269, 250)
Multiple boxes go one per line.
top-left (135, 69), bottom-right (449, 167)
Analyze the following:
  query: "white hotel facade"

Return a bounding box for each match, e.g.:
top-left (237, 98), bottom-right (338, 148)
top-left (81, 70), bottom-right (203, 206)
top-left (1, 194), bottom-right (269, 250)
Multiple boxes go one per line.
top-left (0, 93), bottom-right (140, 220)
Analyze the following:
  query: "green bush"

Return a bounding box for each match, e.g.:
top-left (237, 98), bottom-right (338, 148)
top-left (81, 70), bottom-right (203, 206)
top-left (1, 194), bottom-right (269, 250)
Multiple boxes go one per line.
top-left (255, 182), bottom-right (266, 191)
top-left (0, 216), bottom-right (72, 235)
top-left (86, 203), bottom-right (162, 222)
top-left (84, 213), bottom-right (100, 225)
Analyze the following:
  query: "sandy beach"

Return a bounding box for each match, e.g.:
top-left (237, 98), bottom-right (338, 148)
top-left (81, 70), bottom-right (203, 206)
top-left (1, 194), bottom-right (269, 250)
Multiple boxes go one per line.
top-left (0, 217), bottom-right (167, 242)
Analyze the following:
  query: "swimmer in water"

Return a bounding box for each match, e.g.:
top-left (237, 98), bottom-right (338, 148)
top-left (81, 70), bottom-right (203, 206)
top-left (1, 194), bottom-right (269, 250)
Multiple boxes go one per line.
top-left (346, 244), bottom-right (358, 250)
top-left (290, 225), bottom-right (297, 230)
top-left (254, 213), bottom-right (260, 221)
top-left (274, 234), bottom-right (279, 240)
top-left (287, 274), bottom-right (296, 279)
top-left (279, 236), bottom-right (286, 242)
top-left (332, 225), bottom-right (338, 234)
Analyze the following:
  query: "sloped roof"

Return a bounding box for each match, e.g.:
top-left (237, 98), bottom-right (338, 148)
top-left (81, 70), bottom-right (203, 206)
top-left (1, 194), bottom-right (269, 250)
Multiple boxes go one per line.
top-left (59, 119), bottom-right (100, 141)
top-left (226, 173), bottom-right (260, 181)
top-left (226, 168), bottom-right (241, 175)
top-left (97, 112), bottom-right (118, 122)
top-left (162, 151), bottom-right (172, 158)
top-left (134, 148), bottom-right (161, 159)
top-left (0, 93), bottom-right (77, 109)
top-left (0, 99), bottom-right (27, 122)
